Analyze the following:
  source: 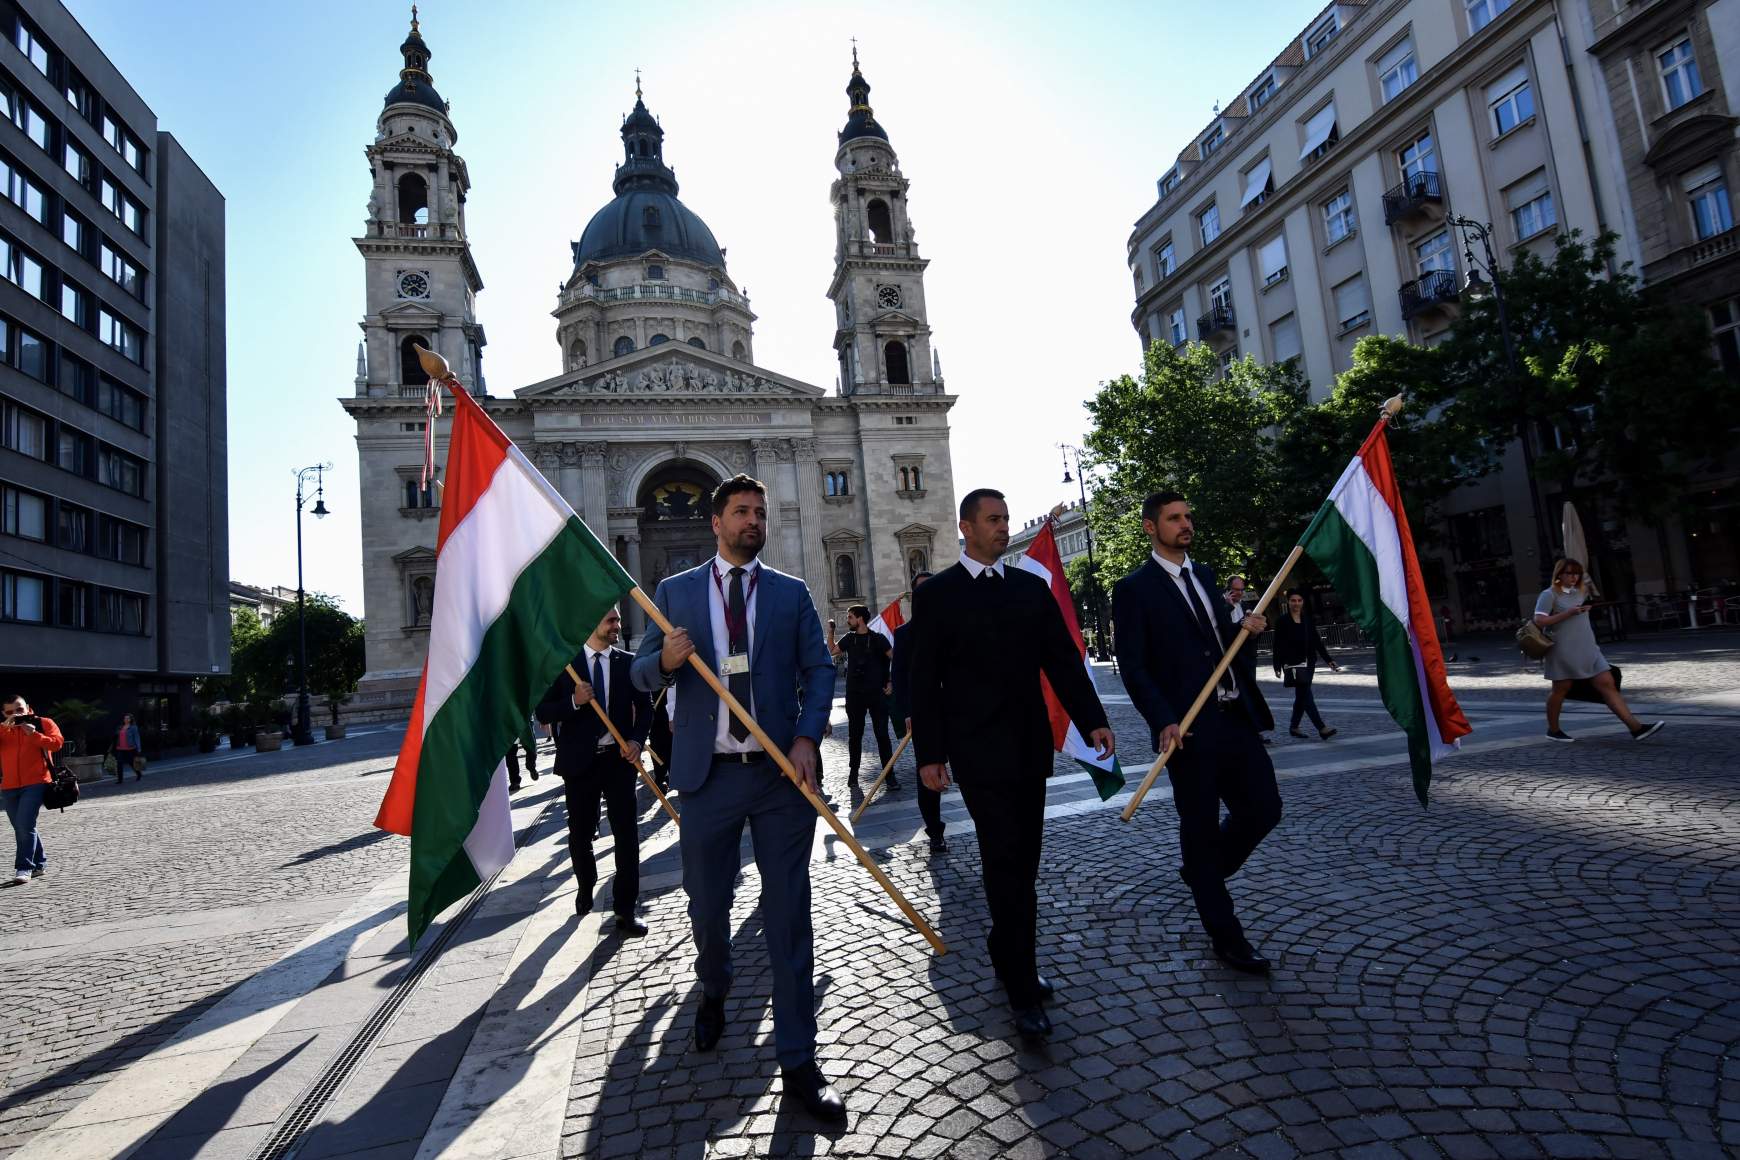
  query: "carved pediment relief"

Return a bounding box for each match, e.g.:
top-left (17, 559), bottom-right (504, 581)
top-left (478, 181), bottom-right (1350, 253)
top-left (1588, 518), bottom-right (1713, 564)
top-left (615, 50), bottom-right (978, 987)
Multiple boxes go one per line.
top-left (522, 347), bottom-right (824, 399)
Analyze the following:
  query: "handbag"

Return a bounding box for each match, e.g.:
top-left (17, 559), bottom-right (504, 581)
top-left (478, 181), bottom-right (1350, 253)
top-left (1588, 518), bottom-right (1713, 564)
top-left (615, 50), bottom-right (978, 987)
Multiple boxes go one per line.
top-left (41, 752), bottom-right (79, 812)
top-left (1516, 619), bottom-right (1554, 659)
top-left (102, 750), bottom-right (118, 775)
top-left (131, 754), bottom-right (147, 774)
top-left (1567, 664), bottom-right (1621, 705)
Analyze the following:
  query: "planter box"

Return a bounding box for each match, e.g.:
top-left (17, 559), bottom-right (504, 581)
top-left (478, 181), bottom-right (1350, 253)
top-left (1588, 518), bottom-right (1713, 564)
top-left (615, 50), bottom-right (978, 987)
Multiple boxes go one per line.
top-left (324, 724), bottom-right (348, 741)
top-left (66, 755), bottom-right (107, 784)
top-left (254, 731), bottom-right (284, 752)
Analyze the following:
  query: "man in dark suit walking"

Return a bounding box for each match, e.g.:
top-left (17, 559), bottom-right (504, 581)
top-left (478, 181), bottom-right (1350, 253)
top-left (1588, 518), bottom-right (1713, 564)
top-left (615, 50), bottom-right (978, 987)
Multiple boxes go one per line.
top-left (910, 489), bottom-right (1114, 1038)
top-left (537, 606), bottom-right (652, 936)
top-left (631, 475), bottom-right (844, 1122)
top-left (1112, 491), bottom-right (1281, 974)
top-left (890, 570), bottom-right (944, 853)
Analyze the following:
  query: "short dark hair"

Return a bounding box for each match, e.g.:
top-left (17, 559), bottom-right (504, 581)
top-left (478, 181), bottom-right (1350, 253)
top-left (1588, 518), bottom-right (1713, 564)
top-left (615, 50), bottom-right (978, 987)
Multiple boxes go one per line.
top-left (911, 570), bottom-right (933, 586)
top-left (711, 474), bottom-right (767, 516)
top-left (847, 604), bottom-right (871, 621)
top-left (2, 694), bottom-right (24, 706)
top-left (1226, 574), bottom-right (1246, 586)
top-left (1141, 490), bottom-right (1188, 525)
top-left (959, 488), bottom-right (1005, 522)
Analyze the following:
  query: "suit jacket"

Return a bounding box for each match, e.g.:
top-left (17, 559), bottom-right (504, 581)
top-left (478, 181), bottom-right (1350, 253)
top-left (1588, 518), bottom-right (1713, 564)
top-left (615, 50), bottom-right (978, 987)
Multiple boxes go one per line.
top-left (890, 620), bottom-right (915, 728)
top-left (630, 560), bottom-right (835, 793)
top-left (908, 563), bottom-right (1108, 781)
top-left (535, 647), bottom-right (650, 779)
top-left (1112, 557), bottom-right (1274, 749)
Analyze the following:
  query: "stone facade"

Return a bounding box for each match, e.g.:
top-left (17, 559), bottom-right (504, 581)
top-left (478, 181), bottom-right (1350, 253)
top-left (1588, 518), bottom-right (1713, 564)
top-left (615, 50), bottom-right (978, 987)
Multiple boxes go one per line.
top-left (339, 23), bottom-right (957, 720)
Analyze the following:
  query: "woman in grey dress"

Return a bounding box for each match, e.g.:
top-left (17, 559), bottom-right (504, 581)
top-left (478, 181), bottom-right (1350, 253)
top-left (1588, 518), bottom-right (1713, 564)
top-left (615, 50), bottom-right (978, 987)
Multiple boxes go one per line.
top-left (1534, 558), bottom-right (1663, 743)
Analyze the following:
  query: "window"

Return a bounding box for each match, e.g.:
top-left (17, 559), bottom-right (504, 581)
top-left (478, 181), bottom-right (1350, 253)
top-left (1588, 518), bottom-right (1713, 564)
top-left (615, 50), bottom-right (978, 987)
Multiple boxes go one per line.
top-left (1249, 74), bottom-right (1277, 111)
top-left (56, 580), bottom-right (88, 628)
top-left (1466, 0), bottom-right (1514, 34)
top-left (1258, 235), bottom-right (1288, 286)
top-left (884, 340), bottom-right (910, 384)
top-left (1270, 313), bottom-right (1302, 363)
top-left (1198, 203), bottom-right (1220, 246)
top-left (101, 244), bottom-right (142, 297)
top-left (3, 235), bottom-right (44, 298)
top-left (866, 199), bottom-right (893, 243)
top-left (62, 140), bottom-right (90, 187)
top-left (102, 114), bottom-right (122, 153)
top-left (2, 399), bottom-right (47, 459)
top-left (645, 264), bottom-right (665, 281)
top-left (100, 177), bottom-right (120, 216)
top-left (13, 21), bottom-right (49, 76)
top-left (1324, 189), bottom-right (1356, 244)
top-left (58, 353), bottom-right (93, 406)
top-left (1154, 240), bottom-right (1176, 279)
top-left (1305, 11), bottom-right (1340, 58)
top-left (403, 477), bottom-right (438, 510)
top-left (1240, 156), bottom-right (1273, 209)
top-left (1486, 66), bottom-right (1534, 137)
top-left (56, 426), bottom-right (91, 475)
top-left (834, 555), bottom-right (858, 598)
top-left (1218, 348), bottom-right (1237, 376)
top-left (1378, 38), bottom-right (1418, 103)
top-left (122, 135), bottom-right (141, 172)
top-left (1158, 167), bottom-right (1181, 199)
top-left (1333, 274), bottom-right (1371, 332)
top-left (57, 503), bottom-right (90, 552)
top-left (1507, 172), bottom-right (1556, 240)
top-left (613, 335), bottom-right (635, 357)
top-left (98, 515), bottom-right (146, 565)
top-left (63, 75), bottom-right (90, 120)
top-left (14, 325), bottom-right (46, 379)
top-left (96, 588), bottom-right (145, 634)
top-left (1167, 308), bottom-right (1187, 346)
top-left (99, 310), bottom-right (142, 362)
top-left (1300, 102), bottom-right (1339, 162)
top-left (61, 209), bottom-right (84, 253)
top-left (648, 333), bottom-right (669, 346)
top-left (3, 156), bottom-right (46, 222)
top-left (1684, 164), bottom-right (1733, 241)
top-left (825, 470), bottom-right (852, 497)
top-left (1133, 266), bottom-right (1144, 294)
top-left (1711, 298), bottom-right (1740, 379)
top-left (1398, 130), bottom-right (1436, 182)
top-left (60, 280), bottom-right (88, 328)
top-left (1, 485), bottom-right (46, 540)
top-left (687, 336), bottom-right (705, 349)
top-left (1415, 229), bottom-right (1454, 275)
top-left (1, 571), bottom-right (46, 622)
top-left (11, 98), bottom-right (49, 152)
top-left (1208, 277), bottom-right (1233, 312)
top-left (98, 376), bottom-right (145, 429)
top-left (1657, 37), bottom-right (1702, 111)
top-left (1199, 125), bottom-right (1224, 160)
top-left (1451, 506), bottom-right (1512, 561)
top-left (98, 445), bottom-right (143, 495)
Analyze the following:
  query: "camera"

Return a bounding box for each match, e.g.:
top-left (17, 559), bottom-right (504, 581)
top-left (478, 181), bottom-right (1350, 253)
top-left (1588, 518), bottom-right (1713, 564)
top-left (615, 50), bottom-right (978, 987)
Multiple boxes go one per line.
top-left (5, 714), bottom-right (39, 729)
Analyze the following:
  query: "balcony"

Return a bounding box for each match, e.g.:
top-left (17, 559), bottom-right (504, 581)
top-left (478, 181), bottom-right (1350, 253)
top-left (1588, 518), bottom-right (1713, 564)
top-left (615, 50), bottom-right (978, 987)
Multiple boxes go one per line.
top-left (1196, 304), bottom-right (1236, 341)
top-left (1399, 269), bottom-right (1459, 320)
top-left (1383, 170), bottom-right (1442, 224)
top-left (1643, 224), bottom-right (1740, 285)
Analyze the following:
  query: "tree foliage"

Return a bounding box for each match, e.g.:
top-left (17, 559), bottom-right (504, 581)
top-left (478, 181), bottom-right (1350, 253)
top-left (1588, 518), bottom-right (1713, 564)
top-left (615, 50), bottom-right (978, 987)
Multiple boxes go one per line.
top-left (222, 596), bottom-right (365, 706)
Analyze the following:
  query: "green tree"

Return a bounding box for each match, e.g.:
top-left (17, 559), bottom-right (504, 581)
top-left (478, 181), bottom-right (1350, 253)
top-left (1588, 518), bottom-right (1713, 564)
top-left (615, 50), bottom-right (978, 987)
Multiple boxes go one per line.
top-left (245, 596), bottom-right (366, 706)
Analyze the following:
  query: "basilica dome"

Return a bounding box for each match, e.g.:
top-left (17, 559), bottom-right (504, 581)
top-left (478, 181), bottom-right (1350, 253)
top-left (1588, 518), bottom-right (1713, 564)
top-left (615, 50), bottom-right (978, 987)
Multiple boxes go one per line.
top-left (572, 91), bottom-right (725, 273)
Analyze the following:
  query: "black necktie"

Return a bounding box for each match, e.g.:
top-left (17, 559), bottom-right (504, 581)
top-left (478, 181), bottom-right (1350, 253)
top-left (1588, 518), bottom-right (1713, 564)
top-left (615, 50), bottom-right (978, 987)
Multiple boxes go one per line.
top-left (728, 566), bottom-right (751, 741)
top-left (591, 652), bottom-right (607, 718)
top-left (1180, 568), bottom-right (1237, 697)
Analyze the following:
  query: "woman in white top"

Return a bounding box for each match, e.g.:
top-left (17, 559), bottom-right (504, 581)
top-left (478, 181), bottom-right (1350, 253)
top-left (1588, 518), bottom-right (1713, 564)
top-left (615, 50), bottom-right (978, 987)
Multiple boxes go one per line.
top-left (1534, 558), bottom-right (1663, 743)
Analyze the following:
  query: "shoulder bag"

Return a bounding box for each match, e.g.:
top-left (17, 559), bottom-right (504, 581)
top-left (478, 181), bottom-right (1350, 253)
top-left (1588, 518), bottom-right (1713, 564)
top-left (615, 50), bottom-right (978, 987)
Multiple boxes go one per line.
top-left (1516, 619), bottom-right (1554, 660)
top-left (41, 751), bottom-right (79, 812)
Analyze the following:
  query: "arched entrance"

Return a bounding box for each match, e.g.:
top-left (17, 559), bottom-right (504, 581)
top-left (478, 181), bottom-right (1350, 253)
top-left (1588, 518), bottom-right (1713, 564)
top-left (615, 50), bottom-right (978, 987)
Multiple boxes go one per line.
top-left (638, 461), bottom-right (721, 589)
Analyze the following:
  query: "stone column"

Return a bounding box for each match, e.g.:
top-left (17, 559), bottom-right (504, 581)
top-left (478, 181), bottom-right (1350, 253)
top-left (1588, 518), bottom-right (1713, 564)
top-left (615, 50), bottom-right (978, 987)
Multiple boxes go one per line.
top-left (791, 437), bottom-right (827, 613)
top-left (533, 444), bottom-right (562, 493)
top-left (624, 531), bottom-right (644, 638)
top-left (752, 438), bottom-right (782, 569)
top-left (580, 441), bottom-right (610, 537)
top-left (557, 442), bottom-right (583, 517)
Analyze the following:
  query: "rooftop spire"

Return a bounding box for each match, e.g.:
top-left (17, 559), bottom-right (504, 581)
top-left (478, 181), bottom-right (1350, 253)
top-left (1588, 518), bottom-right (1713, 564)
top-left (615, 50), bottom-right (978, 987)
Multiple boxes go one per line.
top-left (839, 44), bottom-right (888, 143)
top-left (410, 3), bottom-right (419, 33)
top-left (635, 67), bottom-right (642, 101)
top-left (384, 7), bottom-right (453, 133)
top-left (615, 78), bottom-right (677, 196)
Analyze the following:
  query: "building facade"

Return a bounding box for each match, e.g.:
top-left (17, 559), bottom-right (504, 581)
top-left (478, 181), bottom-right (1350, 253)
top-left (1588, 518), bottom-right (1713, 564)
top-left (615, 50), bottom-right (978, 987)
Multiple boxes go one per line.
top-left (0, 0), bottom-right (227, 731)
top-left (341, 22), bottom-right (958, 720)
top-left (1125, 0), bottom-right (1731, 629)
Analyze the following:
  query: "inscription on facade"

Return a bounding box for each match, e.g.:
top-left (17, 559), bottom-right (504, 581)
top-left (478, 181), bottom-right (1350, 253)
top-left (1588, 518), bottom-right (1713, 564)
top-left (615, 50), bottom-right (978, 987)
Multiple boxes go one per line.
top-left (577, 411), bottom-right (772, 427)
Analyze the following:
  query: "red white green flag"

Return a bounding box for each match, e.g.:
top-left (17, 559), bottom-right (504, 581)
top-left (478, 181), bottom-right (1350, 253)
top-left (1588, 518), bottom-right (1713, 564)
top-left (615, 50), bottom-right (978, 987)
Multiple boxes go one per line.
top-left (1016, 520), bottom-right (1125, 800)
top-left (374, 385), bottom-right (635, 946)
top-left (867, 596), bottom-right (904, 649)
top-left (1298, 420), bottom-right (1472, 804)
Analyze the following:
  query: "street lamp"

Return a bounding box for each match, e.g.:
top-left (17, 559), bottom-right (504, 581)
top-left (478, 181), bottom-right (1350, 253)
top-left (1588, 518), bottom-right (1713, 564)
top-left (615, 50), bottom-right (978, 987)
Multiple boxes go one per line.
top-left (1059, 444), bottom-right (1110, 661)
top-left (1448, 215), bottom-right (1552, 583)
top-left (293, 463), bottom-right (332, 745)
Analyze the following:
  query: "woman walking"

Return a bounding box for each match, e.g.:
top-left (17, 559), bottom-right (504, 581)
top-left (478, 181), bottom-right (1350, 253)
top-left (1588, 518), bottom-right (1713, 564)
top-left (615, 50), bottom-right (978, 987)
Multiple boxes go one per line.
top-left (1273, 591), bottom-right (1339, 740)
top-left (112, 713), bottom-right (143, 783)
top-left (1536, 559), bottom-right (1663, 742)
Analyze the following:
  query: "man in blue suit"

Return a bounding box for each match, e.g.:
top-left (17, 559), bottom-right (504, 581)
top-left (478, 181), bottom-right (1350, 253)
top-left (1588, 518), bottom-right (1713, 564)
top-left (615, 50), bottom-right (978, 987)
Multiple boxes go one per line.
top-left (1113, 491), bottom-right (1280, 975)
top-left (631, 474), bottom-right (844, 1122)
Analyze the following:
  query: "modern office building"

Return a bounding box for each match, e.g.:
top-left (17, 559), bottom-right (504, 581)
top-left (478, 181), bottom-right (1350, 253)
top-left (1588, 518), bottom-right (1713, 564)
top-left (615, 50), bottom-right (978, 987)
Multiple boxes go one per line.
top-left (1126, 0), bottom-right (1730, 628)
top-left (0, 0), bottom-right (227, 734)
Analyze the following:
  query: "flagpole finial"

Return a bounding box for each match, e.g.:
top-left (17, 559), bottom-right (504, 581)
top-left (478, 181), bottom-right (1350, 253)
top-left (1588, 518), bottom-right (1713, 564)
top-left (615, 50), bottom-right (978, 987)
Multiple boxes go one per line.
top-left (1048, 502), bottom-right (1067, 521)
top-left (414, 343), bottom-right (454, 383)
top-left (1381, 394), bottom-right (1405, 419)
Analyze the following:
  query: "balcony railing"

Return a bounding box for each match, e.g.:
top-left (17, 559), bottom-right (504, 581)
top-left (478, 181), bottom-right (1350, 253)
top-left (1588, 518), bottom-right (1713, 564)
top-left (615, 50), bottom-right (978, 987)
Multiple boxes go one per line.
top-left (1196, 304), bottom-right (1236, 340)
top-left (559, 282), bottom-right (749, 310)
top-left (1643, 224), bottom-right (1739, 284)
top-left (1399, 269), bottom-right (1459, 319)
top-left (1383, 170), bottom-right (1442, 224)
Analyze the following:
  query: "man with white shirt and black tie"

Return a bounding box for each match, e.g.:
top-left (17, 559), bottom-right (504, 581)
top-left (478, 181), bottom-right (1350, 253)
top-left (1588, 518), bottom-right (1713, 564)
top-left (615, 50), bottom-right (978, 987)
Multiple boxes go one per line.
top-left (1112, 491), bottom-right (1281, 974)
top-left (537, 606), bottom-right (653, 935)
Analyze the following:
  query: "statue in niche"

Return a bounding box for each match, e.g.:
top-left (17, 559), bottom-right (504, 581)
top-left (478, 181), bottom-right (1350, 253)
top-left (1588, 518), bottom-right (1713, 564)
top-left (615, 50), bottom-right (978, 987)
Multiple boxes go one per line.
top-left (651, 481), bottom-right (706, 521)
top-left (411, 575), bottom-right (435, 626)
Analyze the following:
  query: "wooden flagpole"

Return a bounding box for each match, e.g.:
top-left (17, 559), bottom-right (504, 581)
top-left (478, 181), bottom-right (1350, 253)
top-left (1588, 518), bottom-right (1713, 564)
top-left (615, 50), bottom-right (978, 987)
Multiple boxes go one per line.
top-left (851, 730), bottom-right (912, 824)
top-left (564, 664), bottom-right (680, 826)
top-left (627, 587), bottom-right (947, 955)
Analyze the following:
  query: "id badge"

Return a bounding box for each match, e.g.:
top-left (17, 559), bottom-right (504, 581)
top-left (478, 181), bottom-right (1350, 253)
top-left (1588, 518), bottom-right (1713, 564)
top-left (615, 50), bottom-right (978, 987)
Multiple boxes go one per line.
top-left (720, 653), bottom-right (750, 677)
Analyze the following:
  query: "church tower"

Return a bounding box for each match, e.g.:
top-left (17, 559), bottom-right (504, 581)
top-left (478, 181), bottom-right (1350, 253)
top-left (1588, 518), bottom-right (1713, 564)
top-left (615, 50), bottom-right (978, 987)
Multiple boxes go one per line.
top-left (827, 50), bottom-right (942, 398)
top-left (353, 8), bottom-right (486, 400)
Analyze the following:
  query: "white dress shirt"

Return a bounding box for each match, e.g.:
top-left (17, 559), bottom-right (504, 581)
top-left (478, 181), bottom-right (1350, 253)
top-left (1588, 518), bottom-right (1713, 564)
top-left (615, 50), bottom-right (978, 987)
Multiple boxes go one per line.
top-left (581, 642), bottom-right (614, 749)
top-left (707, 553), bottom-right (761, 754)
top-left (959, 555), bottom-right (1006, 579)
top-left (1153, 551), bottom-right (1240, 699)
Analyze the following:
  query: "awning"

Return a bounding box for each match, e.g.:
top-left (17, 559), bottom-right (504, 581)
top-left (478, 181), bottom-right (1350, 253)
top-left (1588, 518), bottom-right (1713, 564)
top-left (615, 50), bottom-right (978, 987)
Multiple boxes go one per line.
top-left (1300, 103), bottom-right (1338, 160)
top-left (1240, 156), bottom-right (1273, 207)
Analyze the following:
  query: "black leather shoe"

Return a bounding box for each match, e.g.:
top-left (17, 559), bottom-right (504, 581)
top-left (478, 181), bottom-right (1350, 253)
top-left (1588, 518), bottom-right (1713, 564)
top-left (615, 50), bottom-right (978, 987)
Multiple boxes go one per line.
top-left (928, 835), bottom-right (947, 855)
top-left (509, 780), bottom-right (522, 793)
top-left (614, 914), bottom-right (648, 937)
top-left (1212, 940), bottom-right (1272, 975)
top-left (1013, 1006), bottom-right (1053, 1038)
top-left (847, 771), bottom-right (860, 787)
top-left (574, 893), bottom-right (588, 916)
top-left (1035, 974), bottom-right (1057, 1002)
top-left (1318, 727), bottom-right (1338, 740)
top-left (782, 1062), bottom-right (847, 1122)
top-left (694, 995), bottom-right (726, 1051)
top-left (885, 777), bottom-right (901, 793)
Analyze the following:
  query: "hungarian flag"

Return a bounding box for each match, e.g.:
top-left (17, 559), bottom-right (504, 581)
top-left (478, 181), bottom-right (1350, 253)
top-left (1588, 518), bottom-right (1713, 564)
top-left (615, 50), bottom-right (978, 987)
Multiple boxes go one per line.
top-left (1298, 419), bottom-right (1471, 805)
top-left (374, 385), bottom-right (635, 946)
top-left (1016, 521), bottom-right (1125, 800)
top-left (867, 595), bottom-right (904, 648)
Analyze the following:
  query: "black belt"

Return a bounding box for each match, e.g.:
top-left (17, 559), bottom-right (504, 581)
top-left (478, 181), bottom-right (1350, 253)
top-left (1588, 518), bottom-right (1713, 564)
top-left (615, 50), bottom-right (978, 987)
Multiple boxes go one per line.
top-left (711, 751), bottom-right (768, 764)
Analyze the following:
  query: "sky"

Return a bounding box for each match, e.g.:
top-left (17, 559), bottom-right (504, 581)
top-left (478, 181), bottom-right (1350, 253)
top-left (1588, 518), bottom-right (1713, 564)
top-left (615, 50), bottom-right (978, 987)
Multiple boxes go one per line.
top-left (67, 0), bottom-right (1320, 614)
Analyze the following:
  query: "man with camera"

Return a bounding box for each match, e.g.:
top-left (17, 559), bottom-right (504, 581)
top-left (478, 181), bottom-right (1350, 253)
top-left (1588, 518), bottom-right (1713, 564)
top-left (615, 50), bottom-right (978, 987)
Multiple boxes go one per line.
top-left (1, 695), bottom-right (64, 886)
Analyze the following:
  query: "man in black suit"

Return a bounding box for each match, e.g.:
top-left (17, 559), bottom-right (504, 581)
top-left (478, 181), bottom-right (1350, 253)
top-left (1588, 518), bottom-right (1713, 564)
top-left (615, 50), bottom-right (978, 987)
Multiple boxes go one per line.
top-left (910, 489), bottom-right (1114, 1038)
top-left (890, 570), bottom-right (943, 853)
top-left (536, 606), bottom-right (653, 937)
top-left (1112, 491), bottom-right (1281, 973)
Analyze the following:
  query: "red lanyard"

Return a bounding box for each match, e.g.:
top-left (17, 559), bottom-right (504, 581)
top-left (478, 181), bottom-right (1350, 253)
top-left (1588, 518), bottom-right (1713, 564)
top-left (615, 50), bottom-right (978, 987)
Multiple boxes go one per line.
top-left (711, 563), bottom-right (759, 649)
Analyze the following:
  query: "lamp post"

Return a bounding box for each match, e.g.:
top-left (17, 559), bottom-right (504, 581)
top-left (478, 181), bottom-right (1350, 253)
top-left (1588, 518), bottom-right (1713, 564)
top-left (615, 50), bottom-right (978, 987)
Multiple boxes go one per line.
top-left (293, 463), bottom-right (331, 745)
top-left (1059, 444), bottom-right (1110, 661)
top-left (1449, 215), bottom-right (1553, 584)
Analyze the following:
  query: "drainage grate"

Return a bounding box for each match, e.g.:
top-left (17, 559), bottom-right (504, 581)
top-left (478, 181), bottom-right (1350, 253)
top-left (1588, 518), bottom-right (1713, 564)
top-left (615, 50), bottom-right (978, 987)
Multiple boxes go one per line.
top-left (248, 799), bottom-right (557, 1160)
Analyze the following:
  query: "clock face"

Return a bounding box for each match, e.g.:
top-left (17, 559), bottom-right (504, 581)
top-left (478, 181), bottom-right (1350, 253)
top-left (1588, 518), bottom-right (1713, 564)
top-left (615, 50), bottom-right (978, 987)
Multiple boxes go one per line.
top-left (877, 284), bottom-right (902, 310)
top-left (398, 271), bottom-right (431, 299)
